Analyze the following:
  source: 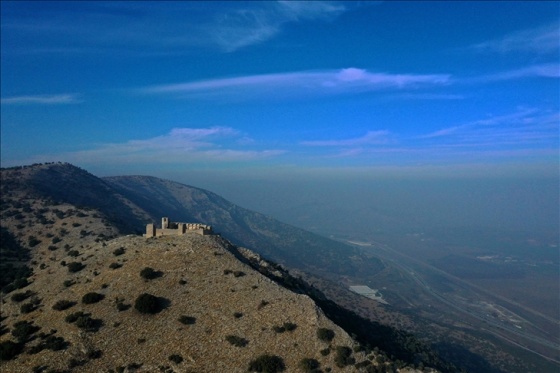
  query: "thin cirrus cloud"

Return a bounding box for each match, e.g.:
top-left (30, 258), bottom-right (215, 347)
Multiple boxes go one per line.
top-left (0, 94), bottom-right (82, 105)
top-left (142, 68), bottom-right (452, 100)
top-left (51, 126), bottom-right (284, 165)
top-left (211, 1), bottom-right (348, 52)
top-left (1, 1), bottom-right (350, 55)
top-left (301, 130), bottom-right (391, 147)
top-left (420, 108), bottom-right (559, 148)
top-left (467, 22), bottom-right (560, 54)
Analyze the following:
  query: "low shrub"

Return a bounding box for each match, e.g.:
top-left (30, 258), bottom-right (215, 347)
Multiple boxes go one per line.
top-left (134, 293), bottom-right (161, 314)
top-left (11, 320), bottom-right (40, 343)
top-left (67, 262), bottom-right (84, 273)
top-left (317, 328), bottom-right (335, 342)
top-left (109, 262), bottom-right (122, 269)
top-left (20, 302), bottom-right (36, 314)
top-left (82, 292), bottom-right (104, 304)
top-left (178, 315), bottom-right (196, 325)
top-left (248, 354), bottom-right (285, 372)
top-left (233, 271), bottom-right (245, 277)
top-left (65, 311), bottom-right (88, 323)
top-left (0, 340), bottom-right (22, 361)
top-left (11, 290), bottom-right (33, 302)
top-left (299, 358), bottom-right (320, 372)
top-left (68, 250), bottom-right (80, 257)
top-left (225, 335), bottom-right (248, 347)
top-left (257, 300), bottom-right (269, 310)
top-left (334, 346), bottom-right (355, 368)
top-left (113, 247), bottom-right (125, 256)
top-left (233, 312), bottom-right (243, 318)
top-left (52, 300), bottom-right (75, 311)
top-left (169, 354), bottom-right (183, 364)
top-left (140, 267), bottom-right (161, 280)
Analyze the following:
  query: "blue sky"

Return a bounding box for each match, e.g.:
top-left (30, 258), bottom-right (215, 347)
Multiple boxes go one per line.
top-left (1, 1), bottom-right (559, 179)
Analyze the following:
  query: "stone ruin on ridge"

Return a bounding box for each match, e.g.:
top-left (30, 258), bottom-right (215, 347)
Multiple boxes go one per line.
top-left (144, 217), bottom-right (213, 238)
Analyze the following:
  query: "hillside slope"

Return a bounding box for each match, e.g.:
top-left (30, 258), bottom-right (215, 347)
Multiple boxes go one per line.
top-left (103, 175), bottom-right (384, 277)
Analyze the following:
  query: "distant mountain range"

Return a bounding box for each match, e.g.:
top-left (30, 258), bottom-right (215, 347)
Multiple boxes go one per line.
top-left (0, 162), bottom-right (456, 372)
top-left (4, 162), bottom-right (384, 279)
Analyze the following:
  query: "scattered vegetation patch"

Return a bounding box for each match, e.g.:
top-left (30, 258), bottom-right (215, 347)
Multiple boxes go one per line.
top-left (225, 335), bottom-right (248, 347)
top-left (257, 300), bottom-right (269, 310)
top-left (134, 293), bottom-right (162, 314)
top-left (109, 262), bottom-right (122, 269)
top-left (12, 320), bottom-right (40, 343)
top-left (115, 298), bottom-right (130, 311)
top-left (299, 358), bottom-right (320, 372)
top-left (82, 292), bottom-right (104, 304)
top-left (11, 290), bottom-right (33, 302)
top-left (52, 300), bottom-right (75, 311)
top-left (67, 262), bottom-right (85, 273)
top-left (168, 354), bottom-right (183, 364)
top-left (317, 328), bottom-right (335, 342)
top-left (65, 311), bottom-right (88, 324)
top-left (248, 354), bottom-right (285, 372)
top-left (28, 236), bottom-right (41, 247)
top-left (233, 270), bottom-right (246, 277)
top-left (140, 267), bottom-right (162, 280)
top-left (178, 315), bottom-right (196, 325)
top-left (0, 340), bottom-right (22, 361)
top-left (233, 312), bottom-right (243, 319)
top-left (334, 346), bottom-right (355, 368)
top-left (20, 302), bottom-right (36, 314)
top-left (113, 247), bottom-right (125, 256)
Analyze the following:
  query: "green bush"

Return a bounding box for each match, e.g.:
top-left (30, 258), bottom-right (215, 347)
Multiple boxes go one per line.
top-left (334, 346), bottom-right (355, 368)
top-left (0, 340), bottom-right (22, 361)
top-left (20, 302), bottom-right (35, 314)
top-left (11, 290), bottom-right (33, 302)
top-left (248, 355), bottom-right (285, 372)
top-left (11, 320), bottom-right (39, 343)
top-left (43, 335), bottom-right (67, 351)
top-left (134, 293), bottom-right (161, 314)
top-left (67, 262), bottom-right (84, 273)
top-left (317, 328), bottom-right (335, 342)
top-left (140, 267), bottom-right (161, 280)
top-left (82, 292), bottom-right (104, 304)
top-left (178, 315), bottom-right (196, 325)
top-left (225, 335), bottom-right (248, 347)
top-left (299, 358), bottom-right (320, 372)
top-left (52, 299), bottom-right (75, 311)
top-left (169, 354), bottom-right (183, 364)
top-left (113, 247), bottom-right (125, 256)
top-left (65, 311), bottom-right (88, 323)
top-left (28, 236), bottom-right (41, 247)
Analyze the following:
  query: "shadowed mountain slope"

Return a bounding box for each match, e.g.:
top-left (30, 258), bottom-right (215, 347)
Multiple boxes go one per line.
top-left (103, 175), bottom-right (384, 277)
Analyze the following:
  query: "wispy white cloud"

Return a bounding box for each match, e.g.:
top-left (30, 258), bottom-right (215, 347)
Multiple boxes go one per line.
top-left (142, 68), bottom-right (452, 100)
top-left (38, 126), bottom-right (284, 165)
top-left (1, 94), bottom-right (82, 105)
top-left (468, 63), bottom-right (560, 83)
top-left (421, 108), bottom-right (559, 148)
top-left (468, 22), bottom-right (560, 54)
top-left (2, 1), bottom-right (352, 55)
top-left (210, 1), bottom-right (348, 52)
top-left (302, 130), bottom-right (391, 147)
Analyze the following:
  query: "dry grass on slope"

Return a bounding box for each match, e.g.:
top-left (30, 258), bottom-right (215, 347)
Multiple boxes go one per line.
top-left (1, 233), bottom-right (374, 372)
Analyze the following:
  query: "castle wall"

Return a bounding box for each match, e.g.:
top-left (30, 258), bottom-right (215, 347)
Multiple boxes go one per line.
top-left (145, 218), bottom-right (213, 237)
